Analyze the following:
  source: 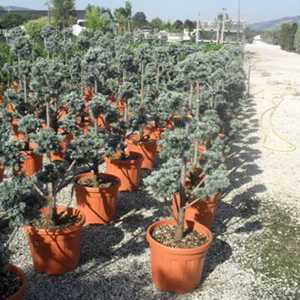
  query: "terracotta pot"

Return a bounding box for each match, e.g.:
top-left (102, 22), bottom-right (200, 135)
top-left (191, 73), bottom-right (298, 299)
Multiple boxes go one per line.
top-left (6, 103), bottom-right (15, 113)
top-left (126, 134), bottom-right (157, 170)
top-left (11, 118), bottom-right (26, 141)
top-left (147, 219), bottom-right (213, 294)
top-left (19, 151), bottom-right (43, 177)
top-left (49, 133), bottom-right (73, 161)
top-left (80, 120), bottom-right (92, 135)
top-left (0, 95), bottom-right (4, 105)
top-left (97, 115), bottom-right (108, 129)
top-left (143, 126), bottom-right (164, 141)
top-left (74, 172), bottom-right (121, 225)
top-left (11, 80), bottom-right (20, 92)
top-left (0, 163), bottom-right (4, 182)
top-left (84, 87), bottom-right (94, 102)
top-left (58, 107), bottom-right (68, 121)
top-left (172, 193), bottom-right (221, 229)
top-left (105, 152), bottom-right (142, 192)
top-left (108, 92), bottom-right (117, 103)
top-left (6, 264), bottom-right (27, 300)
top-left (49, 152), bottom-right (64, 161)
top-left (25, 206), bottom-right (85, 275)
top-left (117, 99), bottom-right (127, 113)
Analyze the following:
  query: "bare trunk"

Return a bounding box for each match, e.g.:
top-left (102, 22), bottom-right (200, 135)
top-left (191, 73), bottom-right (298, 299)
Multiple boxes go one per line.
top-left (94, 79), bottom-right (98, 94)
top-left (47, 182), bottom-right (57, 223)
top-left (156, 65), bottom-right (160, 90)
top-left (175, 157), bottom-right (187, 241)
top-left (188, 83), bottom-right (193, 112)
top-left (23, 75), bottom-right (27, 103)
top-left (140, 62), bottom-right (145, 107)
top-left (124, 102), bottom-right (129, 122)
top-left (193, 82), bottom-right (200, 166)
top-left (174, 207), bottom-right (185, 241)
top-left (46, 101), bottom-right (50, 127)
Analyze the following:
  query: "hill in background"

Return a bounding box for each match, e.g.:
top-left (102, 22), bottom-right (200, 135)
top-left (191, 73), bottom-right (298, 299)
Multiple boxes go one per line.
top-left (2, 6), bottom-right (33, 11)
top-left (250, 16), bottom-right (300, 32)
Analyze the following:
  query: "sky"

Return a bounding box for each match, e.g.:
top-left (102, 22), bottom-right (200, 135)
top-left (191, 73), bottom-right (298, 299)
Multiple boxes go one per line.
top-left (1, 0), bottom-right (300, 23)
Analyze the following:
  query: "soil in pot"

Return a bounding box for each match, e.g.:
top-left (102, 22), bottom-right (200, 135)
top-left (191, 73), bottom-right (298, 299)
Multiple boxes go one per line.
top-left (105, 151), bottom-right (142, 192)
top-left (0, 265), bottom-right (27, 300)
top-left (75, 173), bottom-right (120, 225)
top-left (25, 206), bottom-right (85, 275)
top-left (152, 224), bottom-right (207, 249)
top-left (147, 219), bottom-right (213, 294)
top-left (126, 134), bottom-right (157, 170)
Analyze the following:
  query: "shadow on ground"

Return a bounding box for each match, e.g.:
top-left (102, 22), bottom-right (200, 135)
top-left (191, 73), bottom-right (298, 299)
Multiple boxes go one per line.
top-left (202, 96), bottom-right (266, 279)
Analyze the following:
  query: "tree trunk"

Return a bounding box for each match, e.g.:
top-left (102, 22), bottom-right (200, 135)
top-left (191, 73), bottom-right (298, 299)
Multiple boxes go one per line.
top-left (23, 76), bottom-right (27, 103)
top-left (175, 157), bottom-right (187, 241)
top-left (47, 182), bottom-right (57, 223)
top-left (188, 83), bottom-right (193, 112)
top-left (174, 207), bottom-right (185, 241)
top-left (140, 62), bottom-right (145, 107)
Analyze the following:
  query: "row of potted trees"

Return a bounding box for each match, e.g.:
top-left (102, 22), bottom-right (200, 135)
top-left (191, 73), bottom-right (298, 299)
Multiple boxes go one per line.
top-left (0, 25), bottom-right (246, 298)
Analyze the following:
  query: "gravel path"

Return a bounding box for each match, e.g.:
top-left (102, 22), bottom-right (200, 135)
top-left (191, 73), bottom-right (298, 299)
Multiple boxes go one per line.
top-left (5, 41), bottom-right (300, 299)
top-left (246, 41), bottom-right (300, 217)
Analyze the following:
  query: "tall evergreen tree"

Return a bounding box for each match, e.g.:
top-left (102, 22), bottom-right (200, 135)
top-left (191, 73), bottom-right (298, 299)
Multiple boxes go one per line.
top-left (294, 26), bottom-right (300, 53)
top-left (280, 23), bottom-right (298, 51)
top-left (51, 0), bottom-right (75, 29)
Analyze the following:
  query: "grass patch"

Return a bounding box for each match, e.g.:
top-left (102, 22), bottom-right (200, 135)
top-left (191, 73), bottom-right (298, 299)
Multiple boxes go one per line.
top-left (242, 200), bottom-right (300, 287)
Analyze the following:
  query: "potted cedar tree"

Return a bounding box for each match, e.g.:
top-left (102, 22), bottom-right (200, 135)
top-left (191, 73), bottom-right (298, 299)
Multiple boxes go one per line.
top-left (72, 94), bottom-right (121, 225)
top-left (0, 176), bottom-right (40, 299)
top-left (145, 120), bottom-right (229, 294)
top-left (105, 83), bottom-right (143, 192)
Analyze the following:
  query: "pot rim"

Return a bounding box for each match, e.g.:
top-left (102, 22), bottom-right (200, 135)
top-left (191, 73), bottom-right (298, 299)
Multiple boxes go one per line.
top-left (74, 172), bottom-right (121, 192)
top-left (106, 151), bottom-right (143, 165)
top-left (147, 219), bottom-right (213, 255)
top-left (24, 206), bottom-right (85, 235)
top-left (127, 133), bottom-right (156, 145)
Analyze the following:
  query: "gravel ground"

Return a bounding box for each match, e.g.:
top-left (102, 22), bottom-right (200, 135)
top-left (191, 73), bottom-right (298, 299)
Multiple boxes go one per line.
top-left (3, 41), bottom-right (300, 299)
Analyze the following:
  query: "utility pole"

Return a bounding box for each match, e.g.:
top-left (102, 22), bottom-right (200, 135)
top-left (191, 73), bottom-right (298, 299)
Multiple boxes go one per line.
top-left (196, 13), bottom-right (200, 44)
top-left (220, 8), bottom-right (226, 44)
top-left (45, 1), bottom-right (51, 24)
top-left (237, 0), bottom-right (241, 43)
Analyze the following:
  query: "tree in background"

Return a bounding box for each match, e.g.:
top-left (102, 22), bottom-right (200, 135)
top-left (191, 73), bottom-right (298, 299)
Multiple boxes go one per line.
top-left (173, 20), bottom-right (184, 32)
top-left (290, 23), bottom-right (298, 50)
top-left (184, 19), bottom-right (196, 31)
top-left (85, 5), bottom-right (112, 33)
top-left (114, 1), bottom-right (132, 33)
top-left (132, 12), bottom-right (148, 29)
top-left (25, 17), bottom-right (49, 44)
top-left (279, 23), bottom-right (298, 51)
top-left (294, 26), bottom-right (300, 53)
top-left (150, 18), bottom-right (164, 31)
top-left (51, 0), bottom-right (75, 29)
top-left (0, 11), bottom-right (32, 29)
top-left (261, 30), bottom-right (280, 45)
top-left (244, 27), bottom-right (258, 44)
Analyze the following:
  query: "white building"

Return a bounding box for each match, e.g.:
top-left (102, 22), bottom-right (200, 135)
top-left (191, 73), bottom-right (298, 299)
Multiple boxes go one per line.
top-left (72, 19), bottom-right (86, 36)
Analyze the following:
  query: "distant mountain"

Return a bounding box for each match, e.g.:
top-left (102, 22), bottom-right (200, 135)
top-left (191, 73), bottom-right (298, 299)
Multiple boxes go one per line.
top-left (2, 6), bottom-right (34, 11)
top-left (250, 16), bottom-right (300, 32)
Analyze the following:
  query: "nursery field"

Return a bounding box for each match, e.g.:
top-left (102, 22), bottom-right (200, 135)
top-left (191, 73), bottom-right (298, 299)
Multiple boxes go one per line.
top-left (0, 25), bottom-right (299, 300)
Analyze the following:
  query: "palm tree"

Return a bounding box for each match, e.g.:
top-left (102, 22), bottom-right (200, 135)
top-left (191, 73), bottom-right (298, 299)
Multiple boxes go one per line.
top-left (114, 1), bottom-right (132, 33)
